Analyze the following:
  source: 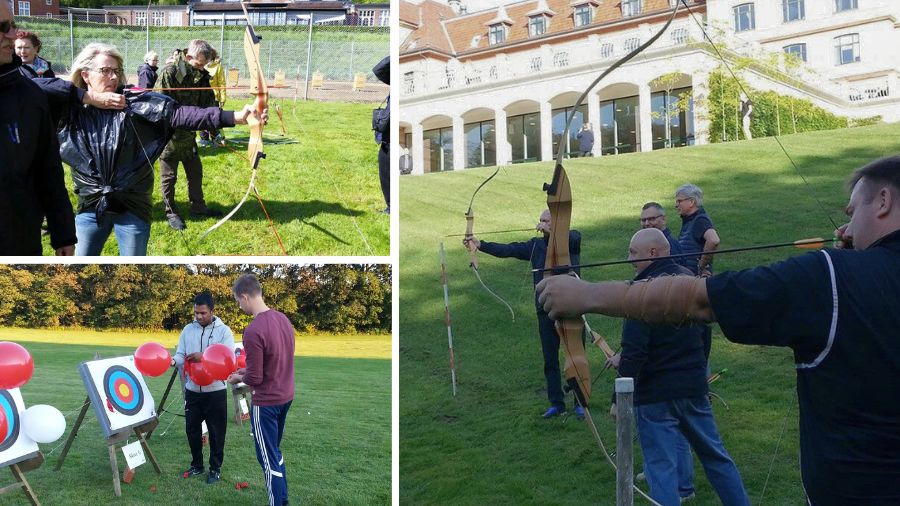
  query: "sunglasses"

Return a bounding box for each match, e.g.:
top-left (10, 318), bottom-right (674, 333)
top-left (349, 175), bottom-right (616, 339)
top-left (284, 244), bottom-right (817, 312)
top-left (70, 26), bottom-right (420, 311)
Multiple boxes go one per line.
top-left (0, 20), bottom-right (18, 34)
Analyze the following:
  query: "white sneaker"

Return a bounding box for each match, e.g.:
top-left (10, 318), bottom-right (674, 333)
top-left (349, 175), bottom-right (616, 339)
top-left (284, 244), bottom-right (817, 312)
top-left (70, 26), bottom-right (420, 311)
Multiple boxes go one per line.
top-left (680, 493), bottom-right (696, 503)
top-left (635, 472), bottom-right (645, 482)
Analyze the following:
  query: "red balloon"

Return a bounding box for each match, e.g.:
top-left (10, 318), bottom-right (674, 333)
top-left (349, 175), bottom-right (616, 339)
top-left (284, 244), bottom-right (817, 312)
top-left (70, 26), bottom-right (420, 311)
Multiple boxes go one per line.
top-left (0, 342), bottom-right (35, 389)
top-left (0, 408), bottom-right (8, 446)
top-left (202, 344), bottom-right (236, 381)
top-left (134, 342), bottom-right (171, 377)
top-left (187, 361), bottom-right (214, 387)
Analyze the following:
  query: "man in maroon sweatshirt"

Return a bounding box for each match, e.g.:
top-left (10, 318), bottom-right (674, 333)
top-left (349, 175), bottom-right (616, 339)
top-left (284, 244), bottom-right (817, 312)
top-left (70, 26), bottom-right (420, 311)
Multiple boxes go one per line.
top-left (227, 274), bottom-right (295, 506)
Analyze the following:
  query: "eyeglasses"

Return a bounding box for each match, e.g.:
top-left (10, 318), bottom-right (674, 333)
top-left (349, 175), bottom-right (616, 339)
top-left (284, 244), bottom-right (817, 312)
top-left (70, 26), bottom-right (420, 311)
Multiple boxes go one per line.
top-left (0, 20), bottom-right (18, 34)
top-left (675, 198), bottom-right (692, 205)
top-left (90, 66), bottom-right (124, 77)
top-left (640, 215), bottom-right (663, 223)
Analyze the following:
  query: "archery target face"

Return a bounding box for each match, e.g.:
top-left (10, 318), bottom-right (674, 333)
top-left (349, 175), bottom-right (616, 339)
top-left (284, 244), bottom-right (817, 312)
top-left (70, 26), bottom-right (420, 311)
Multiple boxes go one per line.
top-left (0, 389), bottom-right (40, 468)
top-left (80, 356), bottom-right (156, 438)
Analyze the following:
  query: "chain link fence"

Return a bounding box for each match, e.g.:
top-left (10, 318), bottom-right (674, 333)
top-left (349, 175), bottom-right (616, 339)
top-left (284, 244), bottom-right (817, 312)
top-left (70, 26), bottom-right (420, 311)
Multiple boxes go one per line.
top-left (17, 15), bottom-right (389, 102)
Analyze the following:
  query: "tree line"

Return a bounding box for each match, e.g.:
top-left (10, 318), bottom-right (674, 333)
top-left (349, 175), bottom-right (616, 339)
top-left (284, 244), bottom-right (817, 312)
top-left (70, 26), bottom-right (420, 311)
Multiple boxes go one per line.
top-left (0, 264), bottom-right (391, 333)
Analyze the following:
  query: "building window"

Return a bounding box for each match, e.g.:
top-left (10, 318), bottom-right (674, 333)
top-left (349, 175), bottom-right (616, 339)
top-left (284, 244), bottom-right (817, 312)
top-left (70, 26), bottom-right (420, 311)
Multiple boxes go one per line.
top-left (359, 9), bottom-right (375, 26)
top-left (249, 12), bottom-right (286, 26)
top-left (45, 12), bottom-right (52, 17)
top-left (380, 11), bottom-right (390, 26)
top-left (488, 24), bottom-right (506, 45)
top-left (530, 56), bottom-right (542, 73)
top-left (600, 95), bottom-right (640, 154)
top-left (134, 10), bottom-right (147, 26)
top-left (403, 71), bottom-right (414, 95)
top-left (834, 33), bottom-right (860, 65)
top-left (151, 11), bottom-right (165, 26)
top-left (783, 0), bottom-right (804, 22)
top-left (423, 127), bottom-right (453, 172)
top-left (18, 1), bottom-right (30, 15)
top-left (507, 112), bottom-right (541, 163)
top-left (45, 0), bottom-right (51, 5)
top-left (622, 0), bottom-right (641, 18)
top-left (552, 104), bottom-right (588, 158)
top-left (528, 15), bottom-right (547, 37)
top-left (733, 3), bottom-right (755, 32)
top-left (784, 43), bottom-right (807, 62)
top-left (489, 65), bottom-right (498, 80)
top-left (574, 4), bottom-right (592, 27)
top-left (651, 87), bottom-right (694, 150)
top-left (623, 37), bottom-right (640, 53)
top-left (835, 0), bottom-right (857, 12)
top-left (465, 120), bottom-right (496, 168)
top-left (671, 28), bottom-right (688, 45)
top-left (600, 43), bottom-right (614, 58)
top-left (553, 51), bottom-right (569, 68)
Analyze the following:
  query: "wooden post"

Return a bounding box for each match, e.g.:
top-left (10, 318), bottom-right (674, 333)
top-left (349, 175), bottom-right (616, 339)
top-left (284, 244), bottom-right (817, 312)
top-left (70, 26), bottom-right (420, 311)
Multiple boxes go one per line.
top-left (108, 444), bottom-right (121, 497)
top-left (615, 377), bottom-right (635, 506)
top-left (54, 396), bottom-right (91, 471)
top-left (0, 456), bottom-right (43, 506)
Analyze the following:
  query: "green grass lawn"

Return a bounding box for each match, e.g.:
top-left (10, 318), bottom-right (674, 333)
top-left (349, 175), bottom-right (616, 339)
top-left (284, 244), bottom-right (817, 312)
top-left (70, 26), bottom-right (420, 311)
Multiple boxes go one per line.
top-left (2, 333), bottom-right (390, 505)
top-left (41, 98), bottom-right (389, 256)
top-left (399, 123), bottom-right (900, 504)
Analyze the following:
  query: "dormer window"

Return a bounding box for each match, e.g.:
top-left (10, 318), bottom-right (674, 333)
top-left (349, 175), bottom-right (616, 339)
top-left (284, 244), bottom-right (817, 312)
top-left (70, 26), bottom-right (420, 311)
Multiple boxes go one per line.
top-left (489, 24), bottom-right (507, 45)
top-left (526, 0), bottom-right (556, 38)
top-left (485, 6), bottom-right (514, 45)
top-left (573, 4), bottom-right (592, 27)
top-left (622, 0), bottom-right (641, 17)
top-left (529, 15), bottom-right (548, 37)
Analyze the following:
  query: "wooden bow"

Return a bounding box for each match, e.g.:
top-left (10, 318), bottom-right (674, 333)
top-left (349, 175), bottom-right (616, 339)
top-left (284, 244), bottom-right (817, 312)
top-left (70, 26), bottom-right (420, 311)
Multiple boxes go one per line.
top-left (200, 1), bottom-right (269, 242)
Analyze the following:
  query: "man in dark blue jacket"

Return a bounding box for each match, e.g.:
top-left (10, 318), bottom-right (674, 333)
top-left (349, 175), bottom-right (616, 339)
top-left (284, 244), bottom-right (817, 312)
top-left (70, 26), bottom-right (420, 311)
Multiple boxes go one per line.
top-left (464, 209), bottom-right (583, 418)
top-left (607, 228), bottom-right (749, 505)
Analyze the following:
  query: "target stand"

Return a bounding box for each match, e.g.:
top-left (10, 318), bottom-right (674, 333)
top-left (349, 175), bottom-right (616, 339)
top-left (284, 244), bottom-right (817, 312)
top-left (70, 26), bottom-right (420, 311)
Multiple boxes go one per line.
top-left (54, 354), bottom-right (162, 497)
top-left (231, 383), bottom-right (252, 426)
top-left (0, 389), bottom-right (44, 505)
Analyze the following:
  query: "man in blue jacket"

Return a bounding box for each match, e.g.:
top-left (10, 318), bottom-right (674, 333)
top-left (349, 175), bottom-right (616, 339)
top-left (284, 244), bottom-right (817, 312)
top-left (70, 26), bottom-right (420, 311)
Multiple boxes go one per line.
top-left (607, 228), bottom-right (749, 505)
top-left (464, 209), bottom-right (583, 419)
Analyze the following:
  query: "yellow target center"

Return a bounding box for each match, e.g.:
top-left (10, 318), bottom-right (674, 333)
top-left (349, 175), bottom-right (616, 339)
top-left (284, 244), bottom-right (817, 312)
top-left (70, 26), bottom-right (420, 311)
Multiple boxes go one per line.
top-left (118, 384), bottom-right (131, 397)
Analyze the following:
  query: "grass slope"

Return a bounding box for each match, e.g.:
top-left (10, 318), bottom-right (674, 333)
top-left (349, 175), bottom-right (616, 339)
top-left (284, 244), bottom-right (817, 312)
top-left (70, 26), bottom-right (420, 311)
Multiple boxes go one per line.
top-left (399, 124), bottom-right (900, 504)
top-left (2, 335), bottom-right (390, 505)
top-left (41, 99), bottom-right (389, 256)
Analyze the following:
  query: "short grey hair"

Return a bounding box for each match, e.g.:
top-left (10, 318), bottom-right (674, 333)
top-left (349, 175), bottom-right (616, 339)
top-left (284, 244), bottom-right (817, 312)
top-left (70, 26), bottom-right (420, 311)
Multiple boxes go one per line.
top-left (675, 183), bottom-right (703, 207)
top-left (187, 39), bottom-right (214, 60)
top-left (144, 50), bottom-right (158, 63)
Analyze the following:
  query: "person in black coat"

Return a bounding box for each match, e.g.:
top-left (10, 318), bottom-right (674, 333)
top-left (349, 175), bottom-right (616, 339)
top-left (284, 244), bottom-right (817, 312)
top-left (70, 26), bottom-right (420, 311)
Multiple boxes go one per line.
top-left (0, 5), bottom-right (74, 255)
top-left (137, 51), bottom-right (159, 89)
top-left (372, 56), bottom-right (390, 214)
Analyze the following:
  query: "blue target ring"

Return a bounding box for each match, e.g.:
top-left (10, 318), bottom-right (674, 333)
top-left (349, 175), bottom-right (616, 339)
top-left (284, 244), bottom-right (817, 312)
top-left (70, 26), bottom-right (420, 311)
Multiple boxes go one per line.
top-left (0, 389), bottom-right (20, 452)
top-left (103, 366), bottom-right (144, 416)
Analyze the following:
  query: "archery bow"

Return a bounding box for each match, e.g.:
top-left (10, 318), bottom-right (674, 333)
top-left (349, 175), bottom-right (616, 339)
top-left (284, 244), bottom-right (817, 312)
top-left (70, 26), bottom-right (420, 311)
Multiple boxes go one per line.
top-left (542, 3), bottom-right (682, 504)
top-left (199, 1), bottom-right (271, 244)
top-left (464, 167), bottom-right (516, 321)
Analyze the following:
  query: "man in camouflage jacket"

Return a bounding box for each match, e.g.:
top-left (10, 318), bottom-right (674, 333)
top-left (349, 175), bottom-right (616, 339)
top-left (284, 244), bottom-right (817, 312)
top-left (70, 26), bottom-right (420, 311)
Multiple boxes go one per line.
top-left (158, 40), bottom-right (223, 230)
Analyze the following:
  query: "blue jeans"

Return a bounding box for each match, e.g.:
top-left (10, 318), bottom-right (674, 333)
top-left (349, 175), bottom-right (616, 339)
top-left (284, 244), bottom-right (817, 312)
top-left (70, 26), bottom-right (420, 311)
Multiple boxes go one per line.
top-left (75, 211), bottom-right (151, 256)
top-left (636, 395), bottom-right (750, 506)
top-left (642, 432), bottom-right (695, 498)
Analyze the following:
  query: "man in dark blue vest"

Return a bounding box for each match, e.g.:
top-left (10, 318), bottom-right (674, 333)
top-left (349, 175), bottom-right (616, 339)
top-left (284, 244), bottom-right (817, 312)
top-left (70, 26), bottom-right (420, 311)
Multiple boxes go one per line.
top-left (674, 183), bottom-right (720, 277)
top-left (675, 184), bottom-right (720, 364)
top-left (536, 155), bottom-right (900, 506)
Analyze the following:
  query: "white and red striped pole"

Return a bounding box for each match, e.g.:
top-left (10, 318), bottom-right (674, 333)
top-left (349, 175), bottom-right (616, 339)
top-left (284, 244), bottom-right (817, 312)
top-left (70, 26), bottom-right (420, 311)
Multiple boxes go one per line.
top-left (439, 242), bottom-right (458, 396)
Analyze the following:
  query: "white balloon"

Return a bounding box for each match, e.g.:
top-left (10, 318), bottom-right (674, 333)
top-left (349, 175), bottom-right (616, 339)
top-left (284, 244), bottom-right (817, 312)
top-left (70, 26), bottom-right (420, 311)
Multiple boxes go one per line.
top-left (22, 405), bottom-right (66, 443)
